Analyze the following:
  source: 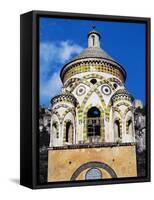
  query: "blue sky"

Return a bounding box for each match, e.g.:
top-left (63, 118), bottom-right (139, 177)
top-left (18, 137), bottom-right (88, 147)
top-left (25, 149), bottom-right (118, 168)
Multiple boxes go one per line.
top-left (39, 17), bottom-right (146, 107)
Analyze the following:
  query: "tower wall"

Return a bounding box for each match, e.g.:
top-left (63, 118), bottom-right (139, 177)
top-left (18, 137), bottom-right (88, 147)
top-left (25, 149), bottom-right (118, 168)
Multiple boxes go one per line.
top-left (48, 145), bottom-right (137, 182)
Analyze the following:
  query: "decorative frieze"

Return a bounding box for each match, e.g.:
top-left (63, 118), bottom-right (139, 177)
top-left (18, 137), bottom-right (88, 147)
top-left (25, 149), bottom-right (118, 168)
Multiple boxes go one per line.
top-left (61, 60), bottom-right (125, 83)
top-left (51, 93), bottom-right (77, 106)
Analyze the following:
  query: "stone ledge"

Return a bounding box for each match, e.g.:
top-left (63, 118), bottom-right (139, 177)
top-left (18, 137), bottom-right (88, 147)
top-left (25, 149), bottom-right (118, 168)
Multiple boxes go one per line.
top-left (48, 142), bottom-right (136, 151)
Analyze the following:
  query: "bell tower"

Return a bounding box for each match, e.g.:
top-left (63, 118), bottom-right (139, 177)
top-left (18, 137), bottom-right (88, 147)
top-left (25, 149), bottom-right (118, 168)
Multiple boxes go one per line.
top-left (48, 27), bottom-right (137, 182)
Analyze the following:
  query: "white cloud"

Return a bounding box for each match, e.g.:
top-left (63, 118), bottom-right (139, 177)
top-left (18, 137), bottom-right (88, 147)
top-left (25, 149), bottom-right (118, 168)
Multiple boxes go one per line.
top-left (59, 41), bottom-right (83, 62)
top-left (40, 40), bottom-right (83, 106)
top-left (40, 43), bottom-right (56, 64)
top-left (41, 71), bottom-right (62, 100)
top-left (40, 40), bottom-right (83, 66)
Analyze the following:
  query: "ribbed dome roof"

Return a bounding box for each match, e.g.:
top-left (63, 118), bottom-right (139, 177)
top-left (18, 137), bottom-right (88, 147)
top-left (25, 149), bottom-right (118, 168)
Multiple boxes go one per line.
top-left (60, 28), bottom-right (127, 83)
top-left (70, 47), bottom-right (114, 62)
top-left (112, 89), bottom-right (134, 101)
top-left (51, 93), bottom-right (76, 106)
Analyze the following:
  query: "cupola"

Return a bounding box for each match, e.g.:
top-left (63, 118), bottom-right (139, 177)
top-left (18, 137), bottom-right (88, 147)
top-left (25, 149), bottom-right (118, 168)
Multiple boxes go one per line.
top-left (88, 26), bottom-right (101, 48)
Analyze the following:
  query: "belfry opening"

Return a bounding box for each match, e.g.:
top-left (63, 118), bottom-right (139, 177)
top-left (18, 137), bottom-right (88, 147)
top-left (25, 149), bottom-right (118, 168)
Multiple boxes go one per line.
top-left (87, 107), bottom-right (101, 140)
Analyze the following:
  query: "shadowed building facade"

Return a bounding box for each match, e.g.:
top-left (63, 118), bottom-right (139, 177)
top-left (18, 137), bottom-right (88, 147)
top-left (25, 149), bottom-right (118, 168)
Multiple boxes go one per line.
top-left (48, 28), bottom-right (137, 182)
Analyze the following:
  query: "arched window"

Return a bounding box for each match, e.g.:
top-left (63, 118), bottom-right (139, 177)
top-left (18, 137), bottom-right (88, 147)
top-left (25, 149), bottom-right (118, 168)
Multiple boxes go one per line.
top-left (52, 122), bottom-right (59, 139)
top-left (127, 119), bottom-right (133, 135)
top-left (85, 168), bottom-right (102, 180)
top-left (91, 35), bottom-right (95, 46)
top-left (114, 120), bottom-right (121, 139)
top-left (65, 121), bottom-right (73, 143)
top-left (87, 107), bottom-right (101, 138)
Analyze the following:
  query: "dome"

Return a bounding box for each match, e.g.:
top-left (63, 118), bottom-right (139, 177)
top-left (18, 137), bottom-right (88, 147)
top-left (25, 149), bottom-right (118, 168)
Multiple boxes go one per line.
top-left (60, 27), bottom-right (127, 83)
top-left (51, 93), bottom-right (77, 106)
top-left (69, 47), bottom-right (114, 62)
top-left (69, 27), bottom-right (114, 62)
top-left (112, 89), bottom-right (134, 102)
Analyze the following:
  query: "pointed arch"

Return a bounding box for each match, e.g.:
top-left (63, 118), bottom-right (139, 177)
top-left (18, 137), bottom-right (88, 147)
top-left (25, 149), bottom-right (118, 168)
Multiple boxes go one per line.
top-left (51, 110), bottom-right (61, 121)
top-left (114, 119), bottom-right (121, 139)
top-left (113, 108), bottom-right (122, 142)
top-left (106, 77), bottom-right (123, 86)
top-left (62, 107), bottom-right (76, 121)
top-left (125, 110), bottom-right (134, 136)
top-left (52, 121), bottom-right (59, 139)
top-left (62, 109), bottom-right (76, 144)
top-left (63, 119), bottom-right (74, 144)
top-left (68, 79), bottom-right (91, 93)
top-left (112, 107), bottom-right (123, 119)
top-left (124, 107), bottom-right (134, 116)
top-left (126, 118), bottom-right (133, 135)
top-left (82, 104), bottom-right (105, 142)
top-left (98, 79), bottom-right (115, 91)
top-left (79, 86), bottom-right (106, 112)
top-left (64, 77), bottom-right (81, 88)
top-left (87, 107), bottom-right (101, 138)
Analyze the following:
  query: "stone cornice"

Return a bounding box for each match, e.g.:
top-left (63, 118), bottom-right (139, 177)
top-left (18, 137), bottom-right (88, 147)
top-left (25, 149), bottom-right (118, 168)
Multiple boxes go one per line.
top-left (48, 142), bottom-right (136, 150)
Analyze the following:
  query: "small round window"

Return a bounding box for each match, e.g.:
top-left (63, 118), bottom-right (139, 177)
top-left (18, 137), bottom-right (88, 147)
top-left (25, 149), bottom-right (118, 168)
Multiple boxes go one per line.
top-left (85, 168), bottom-right (102, 180)
top-left (101, 85), bottom-right (111, 95)
top-left (76, 85), bottom-right (86, 96)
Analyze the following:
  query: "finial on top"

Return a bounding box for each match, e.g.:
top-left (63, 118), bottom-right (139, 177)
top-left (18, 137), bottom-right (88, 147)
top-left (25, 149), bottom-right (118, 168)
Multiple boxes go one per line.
top-left (92, 25), bottom-right (96, 30)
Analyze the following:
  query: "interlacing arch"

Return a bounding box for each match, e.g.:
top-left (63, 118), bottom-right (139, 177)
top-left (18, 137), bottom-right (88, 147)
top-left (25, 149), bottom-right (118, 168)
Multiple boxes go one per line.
top-left (82, 74), bottom-right (115, 91)
top-left (97, 79), bottom-right (115, 91)
top-left (64, 77), bottom-right (81, 88)
top-left (65, 76), bottom-right (100, 92)
top-left (76, 103), bottom-right (81, 110)
top-left (66, 75), bottom-right (116, 96)
top-left (116, 102), bottom-right (130, 107)
top-left (78, 77), bottom-right (117, 111)
top-left (82, 104), bottom-right (105, 141)
top-left (54, 104), bottom-right (70, 110)
top-left (124, 107), bottom-right (134, 117)
top-left (112, 107), bottom-right (123, 119)
top-left (106, 77), bottom-right (123, 86)
top-left (65, 76), bottom-right (122, 122)
top-left (82, 79), bottom-right (92, 87)
top-left (62, 108), bottom-right (76, 121)
top-left (68, 79), bottom-right (91, 92)
top-left (104, 104), bottom-right (112, 121)
top-left (78, 86), bottom-right (106, 119)
top-left (82, 73), bottom-right (105, 80)
top-left (51, 110), bottom-right (61, 121)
